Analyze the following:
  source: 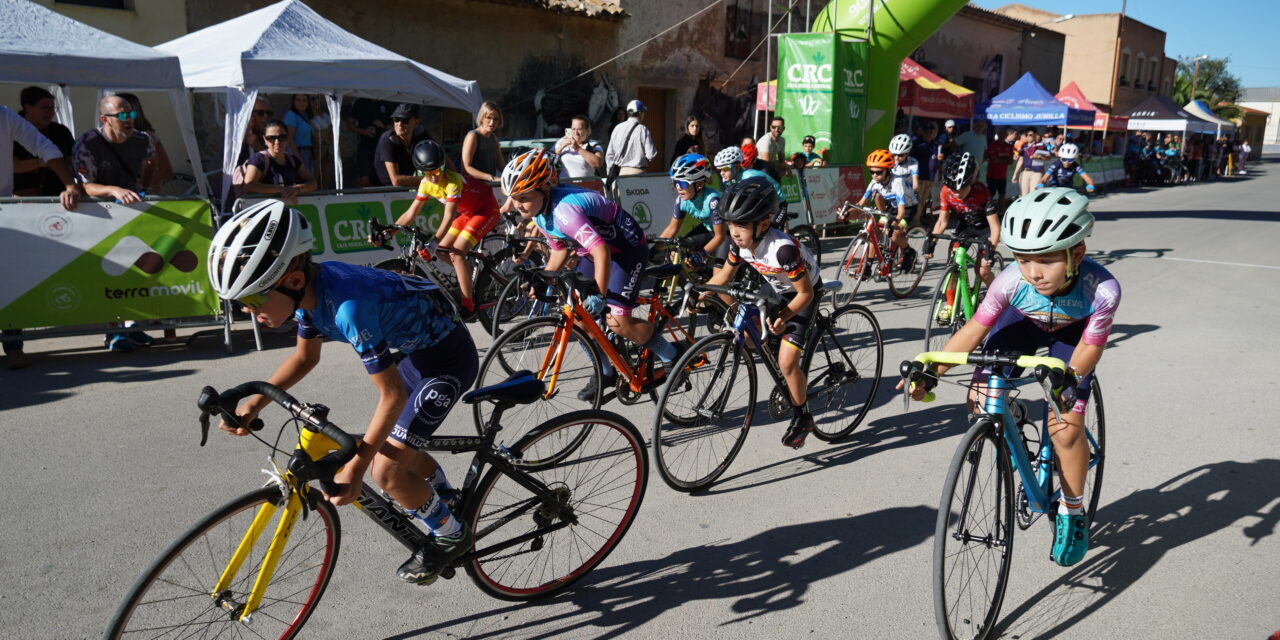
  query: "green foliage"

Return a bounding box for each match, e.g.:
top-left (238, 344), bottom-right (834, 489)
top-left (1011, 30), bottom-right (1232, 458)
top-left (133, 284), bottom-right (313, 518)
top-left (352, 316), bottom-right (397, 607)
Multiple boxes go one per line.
top-left (1173, 56), bottom-right (1242, 118)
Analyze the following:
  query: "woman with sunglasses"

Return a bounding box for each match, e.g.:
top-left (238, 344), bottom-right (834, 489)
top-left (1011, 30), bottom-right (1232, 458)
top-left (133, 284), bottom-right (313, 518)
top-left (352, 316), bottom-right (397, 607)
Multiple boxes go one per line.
top-left (383, 140), bottom-right (501, 320)
top-left (656, 153), bottom-right (728, 269)
top-left (241, 120), bottom-right (317, 205)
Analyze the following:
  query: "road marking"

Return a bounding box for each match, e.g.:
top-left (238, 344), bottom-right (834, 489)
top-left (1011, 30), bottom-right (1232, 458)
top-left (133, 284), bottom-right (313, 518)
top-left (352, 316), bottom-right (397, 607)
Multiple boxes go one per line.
top-left (1144, 256), bottom-right (1280, 270)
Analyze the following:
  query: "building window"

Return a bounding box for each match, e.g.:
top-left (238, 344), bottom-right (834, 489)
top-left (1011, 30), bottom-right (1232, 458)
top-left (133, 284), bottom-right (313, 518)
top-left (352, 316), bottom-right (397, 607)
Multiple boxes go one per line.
top-left (57, 0), bottom-right (129, 8)
top-left (725, 0), bottom-right (763, 60)
top-left (1163, 78), bottom-right (1171, 96)
top-left (1135, 54), bottom-right (1145, 86)
top-left (1148, 60), bottom-right (1158, 91)
top-left (1119, 51), bottom-right (1130, 86)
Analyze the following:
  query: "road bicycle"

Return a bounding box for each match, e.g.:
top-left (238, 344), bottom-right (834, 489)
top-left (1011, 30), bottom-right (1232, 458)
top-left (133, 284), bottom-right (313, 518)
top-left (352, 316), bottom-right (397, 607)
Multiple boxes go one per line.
top-left (103, 373), bottom-right (648, 639)
top-left (651, 281), bottom-right (883, 492)
top-left (922, 232), bottom-right (1006, 353)
top-left (475, 265), bottom-right (728, 449)
top-left (833, 203), bottom-right (930, 307)
top-left (900, 351), bottom-right (1105, 640)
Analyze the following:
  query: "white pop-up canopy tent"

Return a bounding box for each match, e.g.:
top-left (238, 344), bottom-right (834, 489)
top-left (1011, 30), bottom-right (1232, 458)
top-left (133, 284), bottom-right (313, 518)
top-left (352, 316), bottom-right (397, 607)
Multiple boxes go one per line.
top-left (1183, 100), bottom-right (1236, 137)
top-left (156, 0), bottom-right (483, 204)
top-left (0, 0), bottom-right (208, 198)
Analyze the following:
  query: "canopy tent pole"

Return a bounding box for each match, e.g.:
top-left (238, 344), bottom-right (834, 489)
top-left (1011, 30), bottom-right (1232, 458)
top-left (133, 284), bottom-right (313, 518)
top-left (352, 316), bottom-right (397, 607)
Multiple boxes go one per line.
top-left (325, 92), bottom-right (344, 190)
top-left (48, 84), bottom-right (73, 130)
top-left (167, 88), bottom-right (209, 200)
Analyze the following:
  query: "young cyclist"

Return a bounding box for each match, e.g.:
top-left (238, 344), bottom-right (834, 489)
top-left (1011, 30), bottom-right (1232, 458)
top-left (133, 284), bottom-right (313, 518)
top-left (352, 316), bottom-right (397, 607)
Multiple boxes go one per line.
top-left (904, 187), bottom-right (1120, 566)
top-left (698, 177), bottom-right (821, 449)
top-left (1037, 143), bottom-right (1096, 194)
top-left (926, 151), bottom-right (1000, 286)
top-left (714, 145), bottom-right (788, 227)
top-left (888, 133), bottom-right (920, 204)
top-left (838, 149), bottom-right (915, 271)
top-left (385, 139), bottom-right (501, 319)
top-left (500, 148), bottom-right (680, 401)
top-left (208, 199), bottom-right (478, 585)
top-left (657, 153), bottom-right (729, 268)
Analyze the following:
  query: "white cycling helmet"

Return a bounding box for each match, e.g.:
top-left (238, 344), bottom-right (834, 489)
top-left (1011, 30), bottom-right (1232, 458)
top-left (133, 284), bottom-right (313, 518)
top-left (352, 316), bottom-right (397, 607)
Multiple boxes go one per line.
top-left (1057, 143), bottom-right (1080, 160)
top-left (714, 146), bottom-right (743, 169)
top-left (1002, 187), bottom-right (1094, 254)
top-left (889, 133), bottom-right (912, 155)
top-left (208, 199), bottom-right (315, 300)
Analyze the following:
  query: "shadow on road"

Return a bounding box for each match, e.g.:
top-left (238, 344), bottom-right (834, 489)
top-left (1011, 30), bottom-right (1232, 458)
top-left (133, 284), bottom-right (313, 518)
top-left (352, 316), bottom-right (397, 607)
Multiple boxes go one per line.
top-left (389, 505), bottom-right (937, 640)
top-left (994, 458), bottom-right (1280, 639)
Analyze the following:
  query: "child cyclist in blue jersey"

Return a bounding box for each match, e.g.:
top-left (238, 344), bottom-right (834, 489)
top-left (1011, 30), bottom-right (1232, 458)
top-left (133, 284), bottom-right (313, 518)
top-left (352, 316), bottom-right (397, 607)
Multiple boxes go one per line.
top-left (656, 153), bottom-right (729, 268)
top-left (697, 177), bottom-right (822, 449)
top-left (902, 187), bottom-right (1121, 566)
top-left (1036, 143), bottom-right (1096, 193)
top-left (207, 199), bottom-right (477, 586)
top-left (501, 149), bottom-right (683, 402)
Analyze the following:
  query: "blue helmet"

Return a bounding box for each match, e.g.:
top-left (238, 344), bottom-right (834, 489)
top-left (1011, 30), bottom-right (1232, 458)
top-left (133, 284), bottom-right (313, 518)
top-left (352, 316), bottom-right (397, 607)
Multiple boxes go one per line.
top-left (669, 153), bottom-right (712, 183)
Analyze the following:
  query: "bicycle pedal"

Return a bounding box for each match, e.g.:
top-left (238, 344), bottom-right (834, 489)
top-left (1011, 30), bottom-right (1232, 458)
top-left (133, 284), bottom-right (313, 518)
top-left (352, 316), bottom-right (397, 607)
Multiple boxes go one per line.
top-left (440, 567), bottom-right (456, 580)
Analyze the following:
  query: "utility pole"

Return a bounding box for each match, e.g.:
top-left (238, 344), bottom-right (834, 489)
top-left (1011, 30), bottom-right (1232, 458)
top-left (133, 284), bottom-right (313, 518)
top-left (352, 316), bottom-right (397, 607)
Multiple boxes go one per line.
top-left (1190, 54), bottom-right (1209, 102)
top-left (1107, 0), bottom-right (1127, 111)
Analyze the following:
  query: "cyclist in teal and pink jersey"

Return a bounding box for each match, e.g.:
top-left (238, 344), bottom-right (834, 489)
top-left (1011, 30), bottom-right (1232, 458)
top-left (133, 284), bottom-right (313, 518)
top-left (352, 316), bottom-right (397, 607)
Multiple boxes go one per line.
top-left (658, 153), bottom-right (729, 267)
top-left (903, 187), bottom-right (1121, 567)
top-left (714, 145), bottom-right (787, 225)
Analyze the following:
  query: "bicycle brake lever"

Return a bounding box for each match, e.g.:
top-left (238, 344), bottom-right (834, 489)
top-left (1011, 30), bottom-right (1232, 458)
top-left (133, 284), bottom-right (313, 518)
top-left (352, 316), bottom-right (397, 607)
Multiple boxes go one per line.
top-left (198, 411), bottom-right (210, 447)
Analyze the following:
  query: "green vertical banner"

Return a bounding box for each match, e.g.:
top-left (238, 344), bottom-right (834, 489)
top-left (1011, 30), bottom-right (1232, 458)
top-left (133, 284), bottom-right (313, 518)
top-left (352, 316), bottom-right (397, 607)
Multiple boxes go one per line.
top-left (777, 33), bottom-right (868, 166)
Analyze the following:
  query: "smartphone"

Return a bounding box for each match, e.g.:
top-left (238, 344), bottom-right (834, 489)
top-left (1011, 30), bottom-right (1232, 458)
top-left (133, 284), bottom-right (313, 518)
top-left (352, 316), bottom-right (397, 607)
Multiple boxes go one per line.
top-left (564, 128), bottom-right (573, 138)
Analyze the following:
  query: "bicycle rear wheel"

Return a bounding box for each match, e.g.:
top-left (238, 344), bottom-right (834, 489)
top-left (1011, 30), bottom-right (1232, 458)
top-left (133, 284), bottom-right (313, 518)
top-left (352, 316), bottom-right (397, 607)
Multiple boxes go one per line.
top-left (804, 304), bottom-right (882, 442)
top-left (1081, 379), bottom-right (1106, 524)
top-left (924, 266), bottom-right (962, 353)
top-left (472, 266), bottom-right (510, 332)
top-left (934, 418), bottom-right (1015, 640)
top-left (464, 410), bottom-right (648, 600)
top-left (791, 224), bottom-right (823, 266)
top-left (888, 227), bottom-right (929, 298)
top-left (834, 234), bottom-right (871, 308)
top-left (474, 316), bottom-right (602, 449)
top-left (487, 271), bottom-right (557, 337)
top-left (104, 487), bottom-right (340, 640)
top-left (652, 332), bottom-right (756, 492)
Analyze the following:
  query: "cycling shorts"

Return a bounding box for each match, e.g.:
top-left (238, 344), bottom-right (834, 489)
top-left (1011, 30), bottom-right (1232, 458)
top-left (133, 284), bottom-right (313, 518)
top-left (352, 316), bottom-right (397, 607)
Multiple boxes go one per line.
top-left (764, 288), bottom-right (819, 352)
top-left (445, 208), bottom-right (500, 246)
top-left (971, 307), bottom-right (1094, 412)
top-left (389, 324), bottom-right (479, 449)
top-left (576, 246), bottom-right (647, 316)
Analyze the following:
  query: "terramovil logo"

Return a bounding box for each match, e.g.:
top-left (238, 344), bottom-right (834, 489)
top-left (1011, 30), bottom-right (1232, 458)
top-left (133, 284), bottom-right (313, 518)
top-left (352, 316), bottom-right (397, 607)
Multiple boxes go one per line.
top-left (101, 235), bottom-right (198, 277)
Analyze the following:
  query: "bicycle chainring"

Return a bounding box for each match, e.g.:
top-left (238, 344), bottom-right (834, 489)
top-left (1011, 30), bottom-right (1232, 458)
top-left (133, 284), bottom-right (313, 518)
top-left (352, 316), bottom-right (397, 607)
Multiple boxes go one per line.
top-left (768, 386), bottom-right (793, 420)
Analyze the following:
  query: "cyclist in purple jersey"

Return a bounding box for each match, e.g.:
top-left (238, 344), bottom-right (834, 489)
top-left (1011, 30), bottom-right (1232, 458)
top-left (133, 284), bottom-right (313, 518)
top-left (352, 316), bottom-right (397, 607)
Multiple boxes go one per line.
top-left (206, 200), bottom-right (477, 586)
top-left (903, 187), bottom-right (1120, 567)
top-left (502, 149), bottom-right (681, 400)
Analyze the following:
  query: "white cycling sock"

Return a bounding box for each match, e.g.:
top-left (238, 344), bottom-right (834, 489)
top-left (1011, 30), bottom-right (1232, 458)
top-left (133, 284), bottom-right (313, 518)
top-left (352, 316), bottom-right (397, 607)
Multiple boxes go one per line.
top-left (1058, 493), bottom-right (1084, 516)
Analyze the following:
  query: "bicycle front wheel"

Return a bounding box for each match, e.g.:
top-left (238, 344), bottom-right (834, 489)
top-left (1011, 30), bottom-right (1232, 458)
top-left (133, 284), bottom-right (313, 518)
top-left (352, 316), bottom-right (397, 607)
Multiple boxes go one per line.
top-left (834, 235), bottom-right (871, 308)
top-left (924, 266), bottom-right (963, 353)
top-left (804, 304), bottom-right (882, 442)
top-left (934, 418), bottom-right (1015, 640)
top-left (104, 487), bottom-right (340, 640)
top-left (888, 227), bottom-right (929, 298)
top-left (652, 332), bottom-right (756, 492)
top-left (465, 410), bottom-right (648, 600)
top-left (1082, 379), bottom-right (1106, 524)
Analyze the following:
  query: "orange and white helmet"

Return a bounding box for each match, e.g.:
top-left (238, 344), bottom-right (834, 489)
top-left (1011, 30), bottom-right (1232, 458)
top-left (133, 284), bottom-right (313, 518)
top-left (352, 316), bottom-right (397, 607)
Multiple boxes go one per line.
top-left (501, 148), bottom-right (554, 196)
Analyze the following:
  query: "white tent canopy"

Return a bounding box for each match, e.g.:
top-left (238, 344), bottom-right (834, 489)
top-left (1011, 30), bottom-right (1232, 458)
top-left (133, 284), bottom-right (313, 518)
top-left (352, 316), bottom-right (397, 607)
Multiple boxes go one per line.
top-left (0, 0), bottom-right (207, 198)
top-left (156, 0), bottom-right (484, 201)
top-left (1183, 100), bottom-right (1236, 136)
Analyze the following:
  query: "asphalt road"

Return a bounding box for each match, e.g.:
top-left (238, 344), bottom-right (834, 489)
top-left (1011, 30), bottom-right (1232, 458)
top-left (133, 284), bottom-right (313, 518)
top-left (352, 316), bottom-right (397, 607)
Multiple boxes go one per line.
top-left (3, 159), bottom-right (1278, 639)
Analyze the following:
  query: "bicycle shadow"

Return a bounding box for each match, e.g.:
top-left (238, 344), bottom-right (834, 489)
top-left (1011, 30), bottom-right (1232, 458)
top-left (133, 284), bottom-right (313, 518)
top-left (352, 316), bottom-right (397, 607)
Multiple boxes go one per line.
top-left (992, 458), bottom-right (1280, 639)
top-left (388, 505), bottom-right (936, 640)
top-left (1103, 323), bottom-right (1160, 348)
top-left (1085, 248), bottom-right (1173, 267)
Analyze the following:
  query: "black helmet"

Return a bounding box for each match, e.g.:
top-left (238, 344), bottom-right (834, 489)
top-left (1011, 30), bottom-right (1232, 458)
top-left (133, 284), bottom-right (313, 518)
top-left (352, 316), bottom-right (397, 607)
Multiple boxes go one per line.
top-left (942, 151), bottom-right (977, 191)
top-left (720, 176), bottom-right (779, 224)
top-left (412, 140), bottom-right (446, 172)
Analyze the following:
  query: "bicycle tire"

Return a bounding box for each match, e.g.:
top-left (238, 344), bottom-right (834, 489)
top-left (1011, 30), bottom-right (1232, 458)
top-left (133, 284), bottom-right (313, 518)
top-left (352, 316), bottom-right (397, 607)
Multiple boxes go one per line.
top-left (1081, 379), bottom-right (1106, 524)
top-left (924, 266), bottom-right (962, 353)
top-left (464, 410), bottom-right (648, 600)
top-left (103, 487), bottom-right (340, 640)
top-left (804, 303), bottom-right (882, 442)
top-left (790, 224), bottom-right (823, 267)
top-left (487, 270), bottom-right (557, 337)
top-left (373, 257), bottom-right (427, 279)
top-left (834, 234), bottom-right (871, 308)
top-left (473, 316), bottom-right (603, 450)
top-left (933, 418), bottom-right (1015, 640)
top-left (888, 226), bottom-right (929, 298)
top-left (652, 332), bottom-right (756, 492)
top-left (472, 265), bottom-right (510, 333)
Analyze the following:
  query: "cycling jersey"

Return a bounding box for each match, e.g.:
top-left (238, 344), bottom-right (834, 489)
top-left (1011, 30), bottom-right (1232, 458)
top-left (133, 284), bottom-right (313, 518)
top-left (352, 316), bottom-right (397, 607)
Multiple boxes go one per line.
top-left (730, 169), bottom-right (784, 202)
top-left (938, 182), bottom-right (993, 233)
top-left (1042, 160), bottom-right (1088, 187)
top-left (974, 258), bottom-right (1120, 345)
top-left (532, 185), bottom-right (646, 258)
top-left (415, 169), bottom-right (499, 215)
top-left (890, 157), bottom-right (918, 196)
top-left (672, 186), bottom-right (722, 231)
top-left (863, 177), bottom-right (915, 208)
top-left (726, 227), bottom-right (820, 296)
top-left (296, 261), bottom-right (459, 375)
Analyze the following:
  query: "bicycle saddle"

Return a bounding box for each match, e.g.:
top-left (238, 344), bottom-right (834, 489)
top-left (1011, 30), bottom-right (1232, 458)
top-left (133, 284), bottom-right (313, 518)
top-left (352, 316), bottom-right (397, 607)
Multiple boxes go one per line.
top-left (461, 370), bottom-right (546, 406)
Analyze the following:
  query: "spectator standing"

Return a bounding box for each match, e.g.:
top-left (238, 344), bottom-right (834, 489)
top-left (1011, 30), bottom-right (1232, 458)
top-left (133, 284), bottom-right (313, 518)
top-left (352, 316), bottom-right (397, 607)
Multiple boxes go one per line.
top-left (284, 94), bottom-right (316, 175)
top-left (1238, 139), bottom-right (1251, 174)
top-left (605, 99), bottom-right (657, 177)
top-left (758, 116), bottom-right (788, 175)
top-left (555, 115), bottom-right (604, 179)
top-left (1012, 129), bottom-right (1051, 196)
top-left (73, 96), bottom-right (156, 204)
top-left (954, 119), bottom-right (989, 179)
top-left (669, 115), bottom-right (705, 164)
top-left (462, 101), bottom-right (505, 184)
top-left (374, 104), bottom-right (432, 187)
top-left (12, 86), bottom-right (74, 197)
top-left (938, 119), bottom-right (958, 160)
top-left (242, 120), bottom-right (317, 204)
top-left (909, 121), bottom-right (941, 221)
top-left (985, 127), bottom-right (1017, 210)
top-left (3, 102), bottom-right (82, 369)
top-left (115, 93), bottom-right (174, 186)
top-left (347, 97), bottom-right (392, 187)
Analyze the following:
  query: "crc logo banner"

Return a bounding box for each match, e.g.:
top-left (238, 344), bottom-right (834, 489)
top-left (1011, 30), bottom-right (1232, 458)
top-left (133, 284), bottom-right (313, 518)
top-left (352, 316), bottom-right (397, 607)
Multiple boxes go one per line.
top-left (776, 33), bottom-right (868, 166)
top-left (0, 199), bottom-right (220, 328)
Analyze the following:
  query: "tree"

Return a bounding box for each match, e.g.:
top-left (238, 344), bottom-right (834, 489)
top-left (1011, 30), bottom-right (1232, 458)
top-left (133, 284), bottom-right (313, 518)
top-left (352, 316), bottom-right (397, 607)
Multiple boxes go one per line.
top-left (1173, 56), bottom-right (1242, 119)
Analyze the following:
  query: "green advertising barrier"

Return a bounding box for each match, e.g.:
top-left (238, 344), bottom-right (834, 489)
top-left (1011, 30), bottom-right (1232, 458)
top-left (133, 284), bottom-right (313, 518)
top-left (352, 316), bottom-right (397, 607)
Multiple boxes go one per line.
top-left (0, 199), bottom-right (220, 329)
top-left (776, 33), bottom-right (869, 165)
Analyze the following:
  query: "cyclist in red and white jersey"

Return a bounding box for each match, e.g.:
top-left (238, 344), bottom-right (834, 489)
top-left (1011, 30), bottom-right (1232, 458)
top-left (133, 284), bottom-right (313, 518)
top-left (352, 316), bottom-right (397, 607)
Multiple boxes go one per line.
top-left (926, 151), bottom-right (1000, 285)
